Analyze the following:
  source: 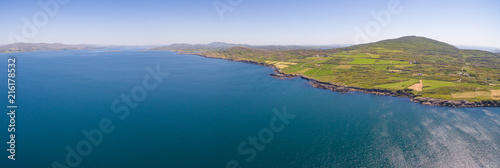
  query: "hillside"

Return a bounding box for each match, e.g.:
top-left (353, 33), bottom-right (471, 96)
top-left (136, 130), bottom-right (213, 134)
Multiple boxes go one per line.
top-left (192, 36), bottom-right (500, 103)
top-left (347, 36), bottom-right (461, 56)
top-left (0, 43), bottom-right (102, 53)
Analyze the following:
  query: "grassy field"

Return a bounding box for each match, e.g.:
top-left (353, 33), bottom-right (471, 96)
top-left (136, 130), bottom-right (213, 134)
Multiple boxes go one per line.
top-left (349, 58), bottom-right (377, 65)
top-left (451, 91), bottom-right (491, 99)
top-left (313, 69), bottom-right (334, 76)
top-left (335, 65), bottom-right (353, 69)
top-left (295, 68), bottom-right (311, 74)
top-left (423, 80), bottom-right (455, 90)
top-left (283, 66), bottom-right (305, 73)
top-left (395, 64), bottom-right (416, 68)
top-left (266, 61), bottom-right (297, 69)
top-left (375, 60), bottom-right (409, 65)
top-left (304, 69), bottom-right (319, 76)
top-left (376, 79), bottom-right (419, 90)
top-left (491, 90), bottom-right (500, 100)
top-left (318, 64), bottom-right (337, 68)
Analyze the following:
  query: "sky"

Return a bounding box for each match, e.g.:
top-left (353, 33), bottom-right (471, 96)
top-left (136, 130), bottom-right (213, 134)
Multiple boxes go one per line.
top-left (0, 0), bottom-right (499, 48)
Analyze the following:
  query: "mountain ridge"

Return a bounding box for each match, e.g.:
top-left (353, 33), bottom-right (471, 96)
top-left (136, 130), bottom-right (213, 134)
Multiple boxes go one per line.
top-left (150, 42), bottom-right (347, 52)
top-left (0, 43), bottom-right (103, 53)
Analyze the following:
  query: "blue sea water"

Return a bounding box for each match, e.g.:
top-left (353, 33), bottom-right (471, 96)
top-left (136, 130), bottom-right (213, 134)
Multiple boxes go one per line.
top-left (0, 49), bottom-right (499, 168)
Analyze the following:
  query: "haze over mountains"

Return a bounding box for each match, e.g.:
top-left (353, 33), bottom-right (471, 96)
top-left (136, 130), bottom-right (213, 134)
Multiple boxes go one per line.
top-left (0, 43), bottom-right (102, 53)
top-left (0, 42), bottom-right (350, 54)
top-left (150, 42), bottom-right (349, 52)
top-left (0, 37), bottom-right (498, 54)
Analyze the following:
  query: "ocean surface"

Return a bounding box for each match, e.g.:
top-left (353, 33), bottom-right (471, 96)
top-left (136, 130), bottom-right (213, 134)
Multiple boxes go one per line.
top-left (1, 49), bottom-right (499, 168)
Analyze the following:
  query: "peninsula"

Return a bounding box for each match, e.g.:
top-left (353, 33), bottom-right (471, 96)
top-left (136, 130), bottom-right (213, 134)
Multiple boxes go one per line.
top-left (151, 36), bottom-right (500, 107)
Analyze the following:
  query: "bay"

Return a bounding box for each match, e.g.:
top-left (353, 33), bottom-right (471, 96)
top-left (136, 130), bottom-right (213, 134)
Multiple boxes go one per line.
top-left (1, 49), bottom-right (499, 167)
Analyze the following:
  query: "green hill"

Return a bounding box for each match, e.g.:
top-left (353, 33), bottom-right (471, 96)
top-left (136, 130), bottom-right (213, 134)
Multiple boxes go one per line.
top-left (347, 36), bottom-right (460, 57)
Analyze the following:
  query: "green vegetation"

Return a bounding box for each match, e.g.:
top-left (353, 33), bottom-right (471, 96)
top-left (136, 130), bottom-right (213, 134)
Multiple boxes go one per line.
top-left (313, 69), bottom-right (334, 76)
top-left (423, 80), bottom-right (455, 90)
top-left (376, 79), bottom-right (419, 90)
top-left (304, 69), bottom-right (319, 76)
top-left (154, 36), bottom-right (500, 102)
top-left (349, 58), bottom-right (377, 65)
top-left (374, 60), bottom-right (408, 65)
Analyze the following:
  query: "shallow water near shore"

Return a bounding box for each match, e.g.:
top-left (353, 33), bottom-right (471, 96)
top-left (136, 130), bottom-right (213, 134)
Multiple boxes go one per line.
top-left (1, 49), bottom-right (499, 167)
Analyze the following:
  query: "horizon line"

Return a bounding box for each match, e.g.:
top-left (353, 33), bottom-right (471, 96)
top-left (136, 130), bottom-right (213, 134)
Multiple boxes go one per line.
top-left (2, 42), bottom-right (499, 50)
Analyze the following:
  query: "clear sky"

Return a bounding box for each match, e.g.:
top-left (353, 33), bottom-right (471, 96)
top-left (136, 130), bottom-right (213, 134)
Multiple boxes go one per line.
top-left (1, 0), bottom-right (499, 48)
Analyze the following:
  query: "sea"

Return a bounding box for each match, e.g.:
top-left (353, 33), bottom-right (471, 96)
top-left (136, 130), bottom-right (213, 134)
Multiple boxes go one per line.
top-left (0, 49), bottom-right (499, 168)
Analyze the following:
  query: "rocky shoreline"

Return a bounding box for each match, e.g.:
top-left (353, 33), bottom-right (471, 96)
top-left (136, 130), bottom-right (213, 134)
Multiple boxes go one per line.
top-left (179, 52), bottom-right (500, 108)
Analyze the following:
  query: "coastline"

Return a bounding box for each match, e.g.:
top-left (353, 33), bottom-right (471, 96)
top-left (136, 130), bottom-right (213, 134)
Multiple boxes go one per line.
top-left (179, 51), bottom-right (500, 108)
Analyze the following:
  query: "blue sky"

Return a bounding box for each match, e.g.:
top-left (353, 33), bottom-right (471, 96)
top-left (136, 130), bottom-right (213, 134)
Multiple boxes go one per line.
top-left (1, 0), bottom-right (499, 48)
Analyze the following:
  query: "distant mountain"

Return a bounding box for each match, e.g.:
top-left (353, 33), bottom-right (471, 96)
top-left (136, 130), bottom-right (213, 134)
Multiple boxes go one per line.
top-left (205, 42), bottom-right (251, 48)
top-left (495, 49), bottom-right (500, 54)
top-left (150, 42), bottom-right (344, 52)
top-left (150, 42), bottom-right (250, 52)
top-left (0, 43), bottom-right (103, 53)
top-left (456, 45), bottom-right (499, 53)
top-left (250, 45), bottom-right (348, 50)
